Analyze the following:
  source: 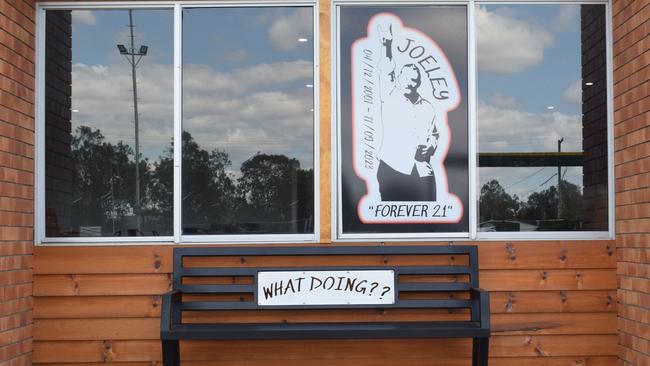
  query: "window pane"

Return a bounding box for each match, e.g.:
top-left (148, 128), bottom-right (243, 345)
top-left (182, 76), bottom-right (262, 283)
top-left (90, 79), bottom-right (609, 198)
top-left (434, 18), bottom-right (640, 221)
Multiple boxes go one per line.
top-left (45, 9), bottom-right (174, 237)
top-left (182, 7), bottom-right (315, 235)
top-left (337, 5), bottom-right (469, 236)
top-left (477, 4), bottom-right (608, 232)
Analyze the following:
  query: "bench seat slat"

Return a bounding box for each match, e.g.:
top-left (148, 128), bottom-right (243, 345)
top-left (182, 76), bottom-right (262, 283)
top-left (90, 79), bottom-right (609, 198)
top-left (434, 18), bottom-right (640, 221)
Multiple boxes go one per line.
top-left (179, 266), bottom-right (472, 277)
top-left (181, 299), bottom-right (472, 310)
top-left (181, 284), bottom-right (255, 293)
top-left (399, 283), bottom-right (471, 291)
top-left (175, 246), bottom-right (475, 258)
top-left (162, 321), bottom-right (488, 340)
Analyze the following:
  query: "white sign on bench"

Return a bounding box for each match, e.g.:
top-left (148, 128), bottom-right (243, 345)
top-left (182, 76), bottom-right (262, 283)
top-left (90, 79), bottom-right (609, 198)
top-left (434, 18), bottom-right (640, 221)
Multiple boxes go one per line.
top-left (257, 270), bottom-right (396, 306)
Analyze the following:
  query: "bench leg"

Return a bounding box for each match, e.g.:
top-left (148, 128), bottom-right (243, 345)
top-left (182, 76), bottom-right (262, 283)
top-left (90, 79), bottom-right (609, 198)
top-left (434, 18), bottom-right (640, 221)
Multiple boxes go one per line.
top-left (162, 340), bottom-right (180, 366)
top-left (472, 337), bottom-right (489, 366)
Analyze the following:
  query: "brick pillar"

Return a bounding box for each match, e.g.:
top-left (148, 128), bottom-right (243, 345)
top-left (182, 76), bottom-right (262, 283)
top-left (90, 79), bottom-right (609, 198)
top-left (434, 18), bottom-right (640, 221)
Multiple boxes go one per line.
top-left (613, 0), bottom-right (650, 365)
top-left (0, 0), bottom-right (36, 365)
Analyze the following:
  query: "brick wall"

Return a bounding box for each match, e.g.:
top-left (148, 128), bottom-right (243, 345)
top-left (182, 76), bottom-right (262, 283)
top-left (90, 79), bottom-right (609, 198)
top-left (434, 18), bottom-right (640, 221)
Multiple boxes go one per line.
top-left (613, 0), bottom-right (650, 365)
top-left (0, 0), bottom-right (36, 365)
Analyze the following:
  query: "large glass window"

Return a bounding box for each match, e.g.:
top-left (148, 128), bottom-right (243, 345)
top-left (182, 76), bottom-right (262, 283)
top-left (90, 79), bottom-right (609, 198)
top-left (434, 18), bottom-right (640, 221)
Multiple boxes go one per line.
top-left (44, 9), bottom-right (174, 237)
top-left (477, 4), bottom-right (609, 233)
top-left (41, 4), bottom-right (317, 242)
top-left (39, 1), bottom-right (611, 243)
top-left (181, 7), bottom-right (315, 236)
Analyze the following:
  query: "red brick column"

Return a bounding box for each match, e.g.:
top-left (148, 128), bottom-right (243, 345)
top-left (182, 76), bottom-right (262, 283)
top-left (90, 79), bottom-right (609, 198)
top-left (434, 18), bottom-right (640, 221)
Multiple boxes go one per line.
top-left (0, 0), bottom-right (35, 365)
top-left (613, 0), bottom-right (650, 365)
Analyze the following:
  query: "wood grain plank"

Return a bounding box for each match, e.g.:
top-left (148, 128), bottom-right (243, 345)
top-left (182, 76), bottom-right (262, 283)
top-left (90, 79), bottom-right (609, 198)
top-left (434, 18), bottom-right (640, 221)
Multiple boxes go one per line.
top-left (32, 270), bottom-right (615, 296)
top-left (491, 313), bottom-right (617, 335)
top-left (33, 296), bottom-right (162, 318)
top-left (34, 247), bottom-right (173, 274)
top-left (33, 336), bottom-right (617, 362)
top-left (483, 357), bottom-right (617, 366)
top-left (32, 312), bottom-right (616, 341)
top-left (318, 0), bottom-right (331, 243)
top-left (33, 274), bottom-right (171, 296)
top-left (489, 290), bottom-right (616, 313)
top-left (480, 269), bottom-right (616, 291)
top-left (34, 319), bottom-right (160, 340)
top-left (34, 341), bottom-right (158, 363)
top-left (33, 241), bottom-right (615, 274)
top-left (476, 241), bottom-right (616, 269)
top-left (489, 335), bottom-right (618, 357)
top-left (33, 356), bottom-right (619, 366)
top-left (31, 290), bottom-right (616, 319)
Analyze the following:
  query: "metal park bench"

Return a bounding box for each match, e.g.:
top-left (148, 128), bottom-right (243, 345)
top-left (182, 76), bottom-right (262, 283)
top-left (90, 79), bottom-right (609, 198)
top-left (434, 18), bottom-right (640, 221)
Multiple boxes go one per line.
top-left (161, 245), bottom-right (491, 365)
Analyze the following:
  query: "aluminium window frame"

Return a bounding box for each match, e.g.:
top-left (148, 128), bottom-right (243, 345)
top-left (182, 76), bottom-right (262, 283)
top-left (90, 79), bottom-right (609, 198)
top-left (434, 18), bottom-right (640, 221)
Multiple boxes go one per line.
top-left (35, 0), bottom-right (321, 245)
top-left (331, 0), bottom-right (614, 241)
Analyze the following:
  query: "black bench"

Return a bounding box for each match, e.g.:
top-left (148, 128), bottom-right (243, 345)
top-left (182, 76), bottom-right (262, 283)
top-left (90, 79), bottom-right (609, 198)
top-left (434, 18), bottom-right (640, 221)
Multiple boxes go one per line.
top-left (161, 245), bottom-right (490, 365)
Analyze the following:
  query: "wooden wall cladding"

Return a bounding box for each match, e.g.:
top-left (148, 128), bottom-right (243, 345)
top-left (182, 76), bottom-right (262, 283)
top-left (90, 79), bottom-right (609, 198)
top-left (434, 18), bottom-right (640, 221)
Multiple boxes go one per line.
top-left (32, 241), bottom-right (618, 366)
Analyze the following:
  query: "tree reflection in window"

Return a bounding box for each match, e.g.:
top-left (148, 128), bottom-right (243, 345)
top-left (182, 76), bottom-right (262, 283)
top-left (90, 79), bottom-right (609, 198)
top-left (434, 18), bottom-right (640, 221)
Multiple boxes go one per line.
top-left (477, 4), bottom-right (608, 232)
top-left (479, 179), bottom-right (585, 231)
top-left (69, 127), bottom-right (313, 236)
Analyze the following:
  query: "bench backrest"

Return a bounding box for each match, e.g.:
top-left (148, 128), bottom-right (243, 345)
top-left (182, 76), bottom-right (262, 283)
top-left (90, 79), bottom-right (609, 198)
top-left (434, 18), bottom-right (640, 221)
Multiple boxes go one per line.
top-left (172, 245), bottom-right (479, 313)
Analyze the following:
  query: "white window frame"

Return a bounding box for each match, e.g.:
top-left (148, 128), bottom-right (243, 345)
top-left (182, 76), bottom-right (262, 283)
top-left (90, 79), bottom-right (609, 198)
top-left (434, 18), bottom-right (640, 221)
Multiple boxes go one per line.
top-left (331, 0), bottom-right (614, 241)
top-left (35, 1), bottom-right (321, 245)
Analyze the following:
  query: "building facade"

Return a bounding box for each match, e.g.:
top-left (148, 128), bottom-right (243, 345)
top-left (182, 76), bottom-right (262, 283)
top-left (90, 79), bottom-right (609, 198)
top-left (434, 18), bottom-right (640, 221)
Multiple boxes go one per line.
top-left (0, 0), bottom-right (648, 365)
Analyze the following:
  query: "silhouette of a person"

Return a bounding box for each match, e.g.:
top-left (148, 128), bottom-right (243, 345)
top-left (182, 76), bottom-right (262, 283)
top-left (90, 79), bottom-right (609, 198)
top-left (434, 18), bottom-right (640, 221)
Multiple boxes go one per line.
top-left (376, 24), bottom-right (439, 201)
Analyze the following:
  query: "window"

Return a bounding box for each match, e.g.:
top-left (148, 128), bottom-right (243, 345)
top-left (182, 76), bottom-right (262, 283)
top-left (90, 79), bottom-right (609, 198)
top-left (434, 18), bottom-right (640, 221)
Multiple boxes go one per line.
top-left (43, 8), bottom-right (174, 238)
top-left (181, 7), bottom-right (315, 237)
top-left (38, 1), bottom-right (612, 244)
top-left (476, 4), bottom-right (610, 235)
top-left (38, 3), bottom-right (319, 243)
top-left (332, 1), bottom-right (612, 240)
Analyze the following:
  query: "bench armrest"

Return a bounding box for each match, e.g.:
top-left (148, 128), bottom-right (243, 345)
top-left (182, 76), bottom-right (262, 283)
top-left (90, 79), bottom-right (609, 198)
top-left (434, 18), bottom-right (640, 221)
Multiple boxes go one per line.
top-left (470, 288), bottom-right (490, 331)
top-left (161, 290), bottom-right (182, 333)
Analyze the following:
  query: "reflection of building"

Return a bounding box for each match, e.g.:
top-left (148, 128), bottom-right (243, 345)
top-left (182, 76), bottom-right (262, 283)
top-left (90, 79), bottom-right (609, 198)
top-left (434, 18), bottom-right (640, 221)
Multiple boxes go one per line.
top-left (581, 4), bottom-right (608, 230)
top-left (478, 5), bottom-right (609, 231)
top-left (479, 220), bottom-right (538, 232)
top-left (44, 10), bottom-right (73, 236)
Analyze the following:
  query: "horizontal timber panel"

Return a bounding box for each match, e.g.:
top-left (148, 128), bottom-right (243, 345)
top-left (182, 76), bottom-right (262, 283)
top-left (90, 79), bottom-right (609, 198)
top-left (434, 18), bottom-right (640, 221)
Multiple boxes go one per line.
top-left (476, 241), bottom-right (615, 269)
top-left (34, 296), bottom-right (163, 318)
top-left (34, 356), bottom-right (619, 366)
top-left (34, 246), bottom-right (173, 274)
top-left (33, 241), bottom-right (615, 274)
top-left (32, 290), bottom-right (617, 319)
top-left (490, 290), bottom-right (616, 313)
top-left (454, 358), bottom-right (617, 366)
top-left (32, 270), bottom-right (615, 297)
top-left (33, 274), bottom-right (171, 296)
top-left (33, 313), bottom-right (617, 341)
top-left (32, 241), bottom-right (617, 364)
top-left (35, 318), bottom-right (160, 340)
top-left (480, 269), bottom-right (616, 291)
top-left (490, 313), bottom-right (617, 335)
top-left (178, 311), bottom-right (617, 334)
top-left (33, 336), bottom-right (618, 362)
